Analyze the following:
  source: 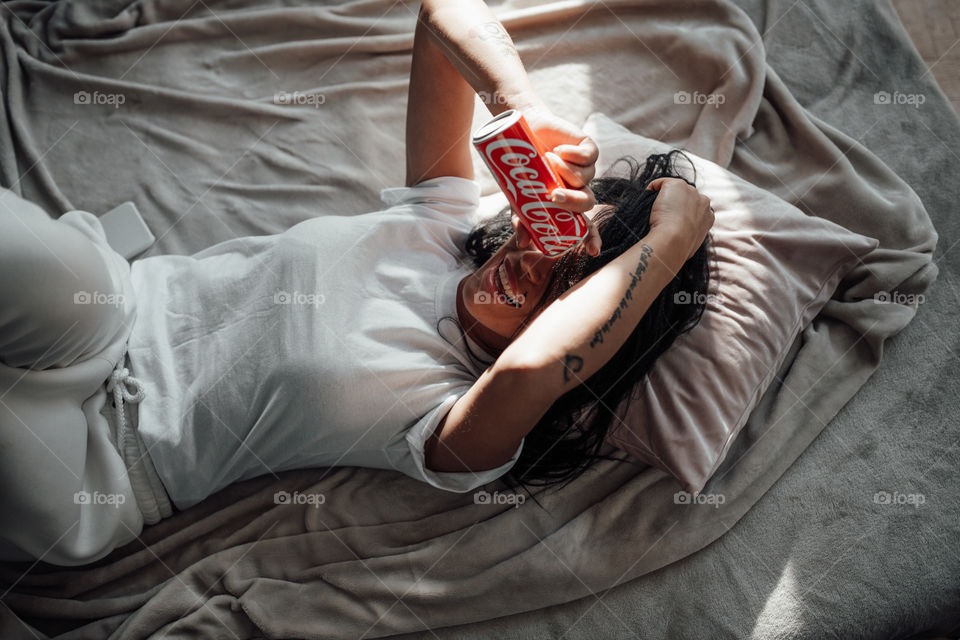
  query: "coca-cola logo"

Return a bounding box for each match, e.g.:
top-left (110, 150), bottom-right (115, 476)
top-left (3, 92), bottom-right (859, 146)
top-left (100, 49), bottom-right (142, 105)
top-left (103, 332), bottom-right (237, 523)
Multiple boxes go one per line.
top-left (482, 138), bottom-right (552, 200)
top-left (520, 201), bottom-right (585, 254)
top-left (482, 137), bottom-right (585, 255)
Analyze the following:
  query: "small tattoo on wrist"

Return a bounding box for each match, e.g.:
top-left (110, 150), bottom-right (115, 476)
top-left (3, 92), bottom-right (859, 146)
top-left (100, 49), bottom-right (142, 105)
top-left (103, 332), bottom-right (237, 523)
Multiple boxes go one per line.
top-left (563, 353), bottom-right (584, 382)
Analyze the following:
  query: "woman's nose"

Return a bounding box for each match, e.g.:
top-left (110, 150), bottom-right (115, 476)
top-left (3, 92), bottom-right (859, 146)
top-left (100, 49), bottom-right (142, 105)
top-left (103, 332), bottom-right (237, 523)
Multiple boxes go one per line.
top-left (518, 249), bottom-right (552, 286)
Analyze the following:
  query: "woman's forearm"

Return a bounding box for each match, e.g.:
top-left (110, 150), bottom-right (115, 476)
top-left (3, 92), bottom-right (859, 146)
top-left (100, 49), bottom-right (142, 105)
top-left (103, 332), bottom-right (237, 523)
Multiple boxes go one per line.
top-left (500, 228), bottom-right (689, 400)
top-left (419, 0), bottom-right (544, 114)
top-left (405, 8), bottom-right (478, 185)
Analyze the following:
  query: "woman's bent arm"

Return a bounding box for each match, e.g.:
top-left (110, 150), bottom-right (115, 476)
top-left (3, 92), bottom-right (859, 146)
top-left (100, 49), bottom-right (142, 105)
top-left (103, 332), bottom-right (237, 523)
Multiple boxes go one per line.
top-left (405, 0), bottom-right (541, 186)
top-left (425, 227), bottom-right (688, 473)
top-left (499, 175), bottom-right (715, 399)
top-left (404, 7), bottom-right (477, 186)
top-left (406, 0), bottom-right (598, 208)
top-left (500, 227), bottom-right (689, 397)
top-left (418, 0), bottom-right (543, 116)
top-left (424, 360), bottom-right (555, 473)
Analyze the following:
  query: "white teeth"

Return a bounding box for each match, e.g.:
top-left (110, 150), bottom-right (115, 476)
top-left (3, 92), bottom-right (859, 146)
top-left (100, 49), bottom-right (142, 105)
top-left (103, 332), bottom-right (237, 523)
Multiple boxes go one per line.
top-left (498, 262), bottom-right (521, 306)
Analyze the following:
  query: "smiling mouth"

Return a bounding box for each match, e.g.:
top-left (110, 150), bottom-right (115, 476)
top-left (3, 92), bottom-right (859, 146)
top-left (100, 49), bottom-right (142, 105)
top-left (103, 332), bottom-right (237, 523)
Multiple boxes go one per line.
top-left (493, 259), bottom-right (523, 308)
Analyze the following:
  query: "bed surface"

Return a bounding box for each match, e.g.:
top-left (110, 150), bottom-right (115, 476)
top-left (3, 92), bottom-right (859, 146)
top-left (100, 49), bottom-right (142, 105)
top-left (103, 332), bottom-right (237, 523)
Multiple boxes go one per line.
top-left (0, 0), bottom-right (957, 638)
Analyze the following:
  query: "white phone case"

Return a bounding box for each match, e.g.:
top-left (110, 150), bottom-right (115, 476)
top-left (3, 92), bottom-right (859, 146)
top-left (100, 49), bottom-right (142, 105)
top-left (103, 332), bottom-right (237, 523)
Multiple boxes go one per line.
top-left (98, 201), bottom-right (155, 259)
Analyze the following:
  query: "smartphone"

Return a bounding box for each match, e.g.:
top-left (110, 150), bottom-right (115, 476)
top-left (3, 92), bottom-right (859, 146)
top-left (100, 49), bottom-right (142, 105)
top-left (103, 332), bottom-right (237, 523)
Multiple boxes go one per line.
top-left (98, 201), bottom-right (155, 259)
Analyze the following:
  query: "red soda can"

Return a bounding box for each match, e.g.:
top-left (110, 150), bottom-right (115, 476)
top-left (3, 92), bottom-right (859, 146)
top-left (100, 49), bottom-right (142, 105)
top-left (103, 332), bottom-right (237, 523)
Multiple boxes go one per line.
top-left (472, 109), bottom-right (588, 258)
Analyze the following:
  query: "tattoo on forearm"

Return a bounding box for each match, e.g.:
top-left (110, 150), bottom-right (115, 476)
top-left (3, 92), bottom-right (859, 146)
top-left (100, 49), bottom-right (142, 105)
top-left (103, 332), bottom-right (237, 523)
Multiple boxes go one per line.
top-left (470, 21), bottom-right (518, 59)
top-left (588, 244), bottom-right (654, 349)
top-left (562, 353), bottom-right (584, 383)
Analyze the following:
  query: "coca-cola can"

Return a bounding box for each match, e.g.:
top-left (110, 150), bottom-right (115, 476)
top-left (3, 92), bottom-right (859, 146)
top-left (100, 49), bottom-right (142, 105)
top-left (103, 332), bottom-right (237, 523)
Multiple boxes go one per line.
top-left (472, 109), bottom-right (588, 258)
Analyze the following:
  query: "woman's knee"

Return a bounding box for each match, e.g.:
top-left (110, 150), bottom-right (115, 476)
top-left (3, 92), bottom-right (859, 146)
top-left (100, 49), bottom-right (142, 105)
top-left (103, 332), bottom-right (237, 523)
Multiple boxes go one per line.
top-left (0, 197), bottom-right (130, 369)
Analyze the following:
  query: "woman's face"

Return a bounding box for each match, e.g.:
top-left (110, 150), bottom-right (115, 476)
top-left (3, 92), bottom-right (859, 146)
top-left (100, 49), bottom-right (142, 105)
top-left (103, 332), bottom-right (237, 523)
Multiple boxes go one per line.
top-left (457, 230), bottom-right (585, 357)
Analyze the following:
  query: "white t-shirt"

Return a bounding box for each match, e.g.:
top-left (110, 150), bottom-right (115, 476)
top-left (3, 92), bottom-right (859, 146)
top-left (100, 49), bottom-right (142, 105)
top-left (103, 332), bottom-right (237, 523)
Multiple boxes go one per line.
top-left (127, 176), bottom-right (524, 510)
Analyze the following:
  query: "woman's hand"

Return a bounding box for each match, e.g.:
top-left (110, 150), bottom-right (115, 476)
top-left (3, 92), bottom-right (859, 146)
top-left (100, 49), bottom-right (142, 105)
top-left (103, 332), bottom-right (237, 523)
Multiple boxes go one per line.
top-left (645, 177), bottom-right (714, 262)
top-left (522, 106), bottom-right (598, 213)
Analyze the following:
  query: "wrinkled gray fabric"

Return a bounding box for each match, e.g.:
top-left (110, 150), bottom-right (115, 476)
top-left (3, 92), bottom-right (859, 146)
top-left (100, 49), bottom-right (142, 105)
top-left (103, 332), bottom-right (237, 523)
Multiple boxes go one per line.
top-left (0, 0), bottom-right (955, 638)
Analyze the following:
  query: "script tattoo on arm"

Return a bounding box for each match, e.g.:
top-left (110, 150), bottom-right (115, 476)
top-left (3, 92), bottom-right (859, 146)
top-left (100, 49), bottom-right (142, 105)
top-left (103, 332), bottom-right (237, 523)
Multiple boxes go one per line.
top-left (587, 243), bottom-right (654, 349)
top-left (470, 21), bottom-right (519, 59)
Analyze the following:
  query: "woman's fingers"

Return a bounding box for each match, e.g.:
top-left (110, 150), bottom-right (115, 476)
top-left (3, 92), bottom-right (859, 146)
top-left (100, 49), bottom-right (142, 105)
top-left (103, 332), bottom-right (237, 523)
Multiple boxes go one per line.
top-left (546, 150), bottom-right (595, 189)
top-left (545, 151), bottom-right (596, 212)
top-left (646, 177), bottom-right (714, 261)
top-left (549, 184), bottom-right (595, 213)
top-left (645, 176), bottom-right (673, 191)
top-left (522, 107), bottom-right (598, 212)
top-left (551, 140), bottom-right (599, 174)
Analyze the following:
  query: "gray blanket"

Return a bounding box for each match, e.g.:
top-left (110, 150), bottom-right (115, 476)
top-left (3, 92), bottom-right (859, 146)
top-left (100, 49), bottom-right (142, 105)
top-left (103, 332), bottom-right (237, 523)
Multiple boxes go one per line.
top-left (0, 0), bottom-right (955, 638)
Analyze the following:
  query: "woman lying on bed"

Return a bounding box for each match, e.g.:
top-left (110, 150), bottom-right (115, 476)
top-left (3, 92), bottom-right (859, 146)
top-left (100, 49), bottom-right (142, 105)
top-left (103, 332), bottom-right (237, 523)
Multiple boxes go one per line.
top-left (0, 0), bottom-right (713, 566)
top-left (407, 2), bottom-right (714, 483)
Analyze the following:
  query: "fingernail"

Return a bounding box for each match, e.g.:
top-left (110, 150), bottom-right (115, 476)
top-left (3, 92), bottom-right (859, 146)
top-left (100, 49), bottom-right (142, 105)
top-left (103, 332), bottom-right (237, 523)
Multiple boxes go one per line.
top-left (552, 190), bottom-right (566, 203)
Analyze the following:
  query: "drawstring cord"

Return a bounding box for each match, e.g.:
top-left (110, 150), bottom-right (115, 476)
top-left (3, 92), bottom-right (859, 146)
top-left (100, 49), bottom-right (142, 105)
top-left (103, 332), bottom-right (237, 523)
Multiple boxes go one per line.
top-left (104, 354), bottom-right (172, 524)
top-left (106, 358), bottom-right (146, 455)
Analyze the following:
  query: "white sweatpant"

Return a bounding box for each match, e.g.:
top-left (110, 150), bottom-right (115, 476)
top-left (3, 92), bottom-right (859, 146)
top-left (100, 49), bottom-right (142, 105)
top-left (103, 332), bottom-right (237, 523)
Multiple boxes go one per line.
top-left (0, 188), bottom-right (172, 566)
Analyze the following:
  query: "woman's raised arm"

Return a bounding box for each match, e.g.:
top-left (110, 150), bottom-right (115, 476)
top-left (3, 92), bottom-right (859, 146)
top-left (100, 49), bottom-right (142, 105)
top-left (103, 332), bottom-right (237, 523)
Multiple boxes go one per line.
top-left (423, 225), bottom-right (690, 475)
top-left (404, 4), bottom-right (477, 186)
top-left (405, 0), bottom-right (597, 211)
top-left (502, 178), bottom-right (715, 394)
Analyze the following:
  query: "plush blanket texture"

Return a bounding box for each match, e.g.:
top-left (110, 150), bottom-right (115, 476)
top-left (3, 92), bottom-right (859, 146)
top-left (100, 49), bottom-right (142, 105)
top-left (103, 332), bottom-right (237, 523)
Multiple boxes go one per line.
top-left (0, 0), bottom-right (956, 637)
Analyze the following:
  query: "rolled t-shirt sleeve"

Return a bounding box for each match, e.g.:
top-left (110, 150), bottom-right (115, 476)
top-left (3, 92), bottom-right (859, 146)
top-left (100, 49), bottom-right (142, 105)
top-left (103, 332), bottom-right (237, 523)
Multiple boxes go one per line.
top-left (391, 392), bottom-right (525, 494)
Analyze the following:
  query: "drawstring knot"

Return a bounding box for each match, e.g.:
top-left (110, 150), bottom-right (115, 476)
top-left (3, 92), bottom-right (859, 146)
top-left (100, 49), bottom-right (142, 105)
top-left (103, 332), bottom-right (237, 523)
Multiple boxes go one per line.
top-left (107, 366), bottom-right (145, 404)
top-left (106, 361), bottom-right (146, 453)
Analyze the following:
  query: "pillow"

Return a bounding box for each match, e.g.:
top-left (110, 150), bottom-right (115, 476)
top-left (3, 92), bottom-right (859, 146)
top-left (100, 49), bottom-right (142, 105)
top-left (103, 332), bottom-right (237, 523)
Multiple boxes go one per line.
top-left (569, 112), bottom-right (879, 493)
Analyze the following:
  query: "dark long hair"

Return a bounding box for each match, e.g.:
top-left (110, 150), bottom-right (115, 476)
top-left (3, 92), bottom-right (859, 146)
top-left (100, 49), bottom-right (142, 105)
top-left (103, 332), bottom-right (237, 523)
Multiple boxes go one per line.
top-left (463, 150), bottom-right (712, 501)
